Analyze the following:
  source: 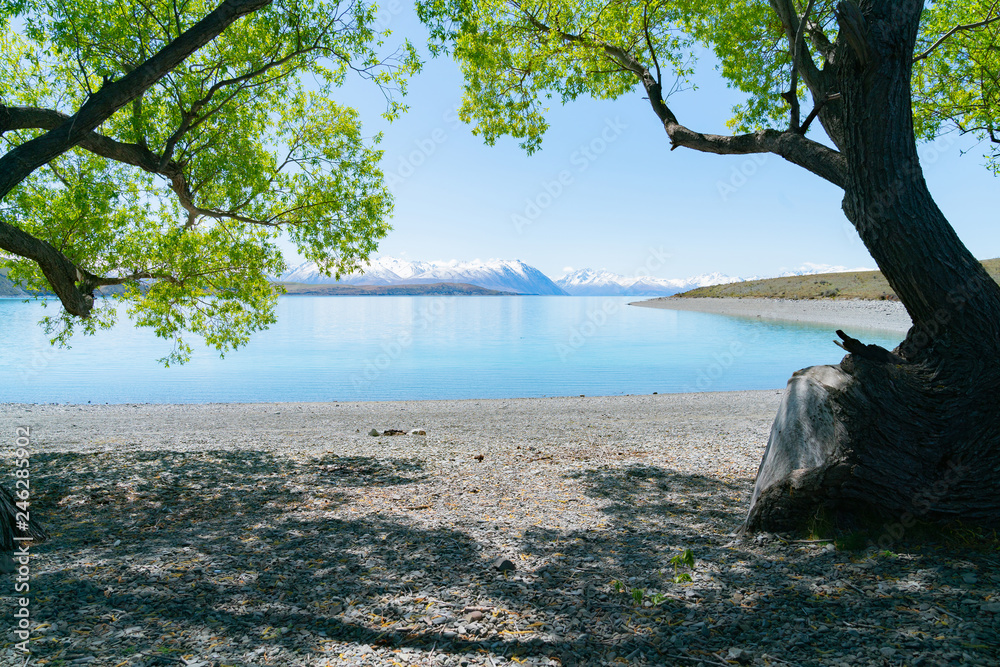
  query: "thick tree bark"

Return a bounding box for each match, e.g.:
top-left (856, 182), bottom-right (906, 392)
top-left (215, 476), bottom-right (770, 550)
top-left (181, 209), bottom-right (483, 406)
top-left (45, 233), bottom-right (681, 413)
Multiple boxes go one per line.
top-left (744, 0), bottom-right (1000, 534)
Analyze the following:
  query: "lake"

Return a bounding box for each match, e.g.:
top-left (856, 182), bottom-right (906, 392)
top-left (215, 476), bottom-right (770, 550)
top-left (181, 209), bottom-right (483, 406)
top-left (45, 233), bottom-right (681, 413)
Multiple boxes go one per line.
top-left (0, 296), bottom-right (903, 404)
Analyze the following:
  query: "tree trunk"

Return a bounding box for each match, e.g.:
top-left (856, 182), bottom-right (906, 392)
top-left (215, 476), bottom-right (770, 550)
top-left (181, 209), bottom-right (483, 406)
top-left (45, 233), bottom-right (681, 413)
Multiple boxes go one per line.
top-left (0, 485), bottom-right (48, 574)
top-left (744, 0), bottom-right (1000, 535)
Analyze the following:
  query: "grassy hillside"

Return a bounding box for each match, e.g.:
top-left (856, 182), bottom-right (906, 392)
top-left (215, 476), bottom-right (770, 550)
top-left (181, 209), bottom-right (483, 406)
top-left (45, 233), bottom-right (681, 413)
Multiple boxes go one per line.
top-left (277, 282), bottom-right (517, 296)
top-left (676, 258), bottom-right (1000, 300)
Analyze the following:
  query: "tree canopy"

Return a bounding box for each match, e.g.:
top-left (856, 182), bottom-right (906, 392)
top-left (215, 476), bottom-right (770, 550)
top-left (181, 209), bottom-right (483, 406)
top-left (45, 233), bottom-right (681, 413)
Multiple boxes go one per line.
top-left (0, 0), bottom-right (418, 363)
top-left (415, 0), bottom-right (999, 174)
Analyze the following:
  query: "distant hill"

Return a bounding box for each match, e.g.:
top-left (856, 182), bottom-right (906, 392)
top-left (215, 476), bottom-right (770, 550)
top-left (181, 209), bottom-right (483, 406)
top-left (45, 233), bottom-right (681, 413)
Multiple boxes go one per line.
top-left (675, 258), bottom-right (1000, 300)
top-left (278, 282), bottom-right (517, 296)
top-left (0, 267), bottom-right (37, 297)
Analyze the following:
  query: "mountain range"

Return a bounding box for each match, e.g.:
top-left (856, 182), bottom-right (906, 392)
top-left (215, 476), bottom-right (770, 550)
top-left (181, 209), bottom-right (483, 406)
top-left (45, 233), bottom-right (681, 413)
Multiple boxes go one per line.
top-left (0, 257), bottom-right (872, 298)
top-left (283, 257), bottom-right (568, 295)
top-left (554, 268), bottom-right (738, 296)
top-left (280, 257), bottom-right (870, 296)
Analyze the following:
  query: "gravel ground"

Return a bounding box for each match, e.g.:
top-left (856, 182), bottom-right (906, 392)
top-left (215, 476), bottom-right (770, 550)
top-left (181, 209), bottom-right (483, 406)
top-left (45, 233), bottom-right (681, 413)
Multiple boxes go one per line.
top-left (0, 393), bottom-right (998, 667)
top-left (630, 298), bottom-right (912, 333)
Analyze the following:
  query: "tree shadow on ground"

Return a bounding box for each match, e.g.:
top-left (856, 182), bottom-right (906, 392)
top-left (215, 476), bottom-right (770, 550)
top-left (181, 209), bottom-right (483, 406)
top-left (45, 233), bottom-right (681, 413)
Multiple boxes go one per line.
top-left (6, 453), bottom-right (998, 666)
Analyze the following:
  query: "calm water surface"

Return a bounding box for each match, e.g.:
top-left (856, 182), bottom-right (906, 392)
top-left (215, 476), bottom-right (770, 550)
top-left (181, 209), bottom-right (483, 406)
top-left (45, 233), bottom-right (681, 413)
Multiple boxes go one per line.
top-left (0, 296), bottom-right (903, 403)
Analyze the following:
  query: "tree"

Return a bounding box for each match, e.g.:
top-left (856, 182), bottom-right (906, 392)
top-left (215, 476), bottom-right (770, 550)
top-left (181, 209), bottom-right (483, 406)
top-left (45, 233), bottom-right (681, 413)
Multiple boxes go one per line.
top-left (416, 0), bottom-right (1000, 533)
top-left (0, 0), bottom-right (418, 363)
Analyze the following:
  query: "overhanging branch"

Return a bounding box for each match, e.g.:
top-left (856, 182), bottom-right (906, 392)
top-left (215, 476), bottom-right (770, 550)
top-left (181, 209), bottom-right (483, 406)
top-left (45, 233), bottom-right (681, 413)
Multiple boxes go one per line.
top-left (913, 4), bottom-right (1000, 63)
top-left (663, 121), bottom-right (846, 188)
top-left (0, 0), bottom-right (271, 200)
top-left (0, 0), bottom-right (272, 317)
top-left (519, 11), bottom-right (847, 188)
top-left (769, 0), bottom-right (826, 97)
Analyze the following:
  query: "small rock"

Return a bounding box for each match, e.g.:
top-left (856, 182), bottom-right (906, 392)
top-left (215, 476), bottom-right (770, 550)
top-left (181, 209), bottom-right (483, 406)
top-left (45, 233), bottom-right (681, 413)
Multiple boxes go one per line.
top-left (726, 648), bottom-right (751, 664)
top-left (409, 429), bottom-right (427, 436)
top-left (465, 611), bottom-right (484, 622)
top-left (383, 429), bottom-right (407, 436)
top-left (493, 558), bottom-right (516, 573)
top-left (982, 603), bottom-right (1000, 613)
top-left (879, 647), bottom-right (896, 658)
top-left (962, 573), bottom-right (978, 584)
top-left (368, 429), bottom-right (380, 437)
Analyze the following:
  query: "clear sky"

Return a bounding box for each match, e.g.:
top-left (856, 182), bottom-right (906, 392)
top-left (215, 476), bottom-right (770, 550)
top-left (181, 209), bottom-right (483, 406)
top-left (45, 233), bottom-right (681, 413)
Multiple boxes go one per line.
top-left (304, 7), bottom-right (1000, 281)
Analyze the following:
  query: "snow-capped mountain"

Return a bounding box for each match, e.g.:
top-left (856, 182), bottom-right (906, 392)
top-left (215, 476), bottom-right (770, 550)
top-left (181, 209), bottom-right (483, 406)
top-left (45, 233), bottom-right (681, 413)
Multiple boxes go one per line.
top-left (283, 257), bottom-right (435, 285)
top-left (555, 264), bottom-right (876, 296)
top-left (282, 257), bottom-right (568, 295)
top-left (282, 257), bottom-right (877, 297)
top-left (556, 269), bottom-right (739, 296)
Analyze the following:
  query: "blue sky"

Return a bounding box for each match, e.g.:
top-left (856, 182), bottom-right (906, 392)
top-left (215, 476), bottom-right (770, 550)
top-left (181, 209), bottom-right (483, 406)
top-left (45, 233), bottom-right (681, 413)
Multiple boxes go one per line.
top-left (304, 7), bottom-right (1000, 281)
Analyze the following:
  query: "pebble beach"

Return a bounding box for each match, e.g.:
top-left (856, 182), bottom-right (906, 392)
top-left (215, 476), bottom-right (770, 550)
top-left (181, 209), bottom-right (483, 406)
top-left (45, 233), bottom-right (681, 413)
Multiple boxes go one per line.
top-left (1, 299), bottom-right (997, 667)
top-left (631, 297), bottom-right (912, 333)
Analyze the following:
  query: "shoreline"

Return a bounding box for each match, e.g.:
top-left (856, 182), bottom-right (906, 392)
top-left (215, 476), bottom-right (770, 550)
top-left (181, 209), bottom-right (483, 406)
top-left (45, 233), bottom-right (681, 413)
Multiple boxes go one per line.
top-left (630, 296), bottom-right (912, 333)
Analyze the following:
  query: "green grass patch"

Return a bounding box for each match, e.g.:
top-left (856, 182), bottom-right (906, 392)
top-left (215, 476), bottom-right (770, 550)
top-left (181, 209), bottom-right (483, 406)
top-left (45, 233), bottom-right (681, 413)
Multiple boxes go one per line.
top-left (676, 258), bottom-right (1000, 300)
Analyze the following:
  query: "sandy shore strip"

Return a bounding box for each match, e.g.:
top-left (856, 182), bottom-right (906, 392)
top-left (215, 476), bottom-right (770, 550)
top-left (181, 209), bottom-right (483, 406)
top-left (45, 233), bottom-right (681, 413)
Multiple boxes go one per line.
top-left (631, 296), bottom-right (912, 333)
top-left (2, 393), bottom-right (997, 667)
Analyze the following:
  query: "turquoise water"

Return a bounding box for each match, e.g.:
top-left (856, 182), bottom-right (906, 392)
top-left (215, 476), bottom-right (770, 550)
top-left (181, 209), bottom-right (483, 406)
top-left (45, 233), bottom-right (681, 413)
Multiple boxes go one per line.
top-left (0, 296), bottom-right (903, 404)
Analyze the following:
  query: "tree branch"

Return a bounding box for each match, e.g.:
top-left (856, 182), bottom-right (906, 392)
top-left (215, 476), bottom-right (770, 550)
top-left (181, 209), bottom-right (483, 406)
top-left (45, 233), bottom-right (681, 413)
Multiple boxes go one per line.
top-left (769, 0), bottom-right (825, 97)
top-left (521, 12), bottom-right (847, 188)
top-left (781, 0), bottom-right (817, 132)
top-left (804, 17), bottom-right (836, 62)
top-left (800, 92), bottom-right (841, 134)
top-left (913, 7), bottom-right (1000, 63)
top-left (834, 0), bottom-right (874, 68)
top-left (662, 119), bottom-right (846, 187)
top-left (642, 2), bottom-right (661, 88)
top-left (0, 0), bottom-right (271, 199)
top-left (3, 103), bottom-right (338, 235)
top-left (0, 0), bottom-right (272, 317)
top-left (767, 0), bottom-right (845, 149)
